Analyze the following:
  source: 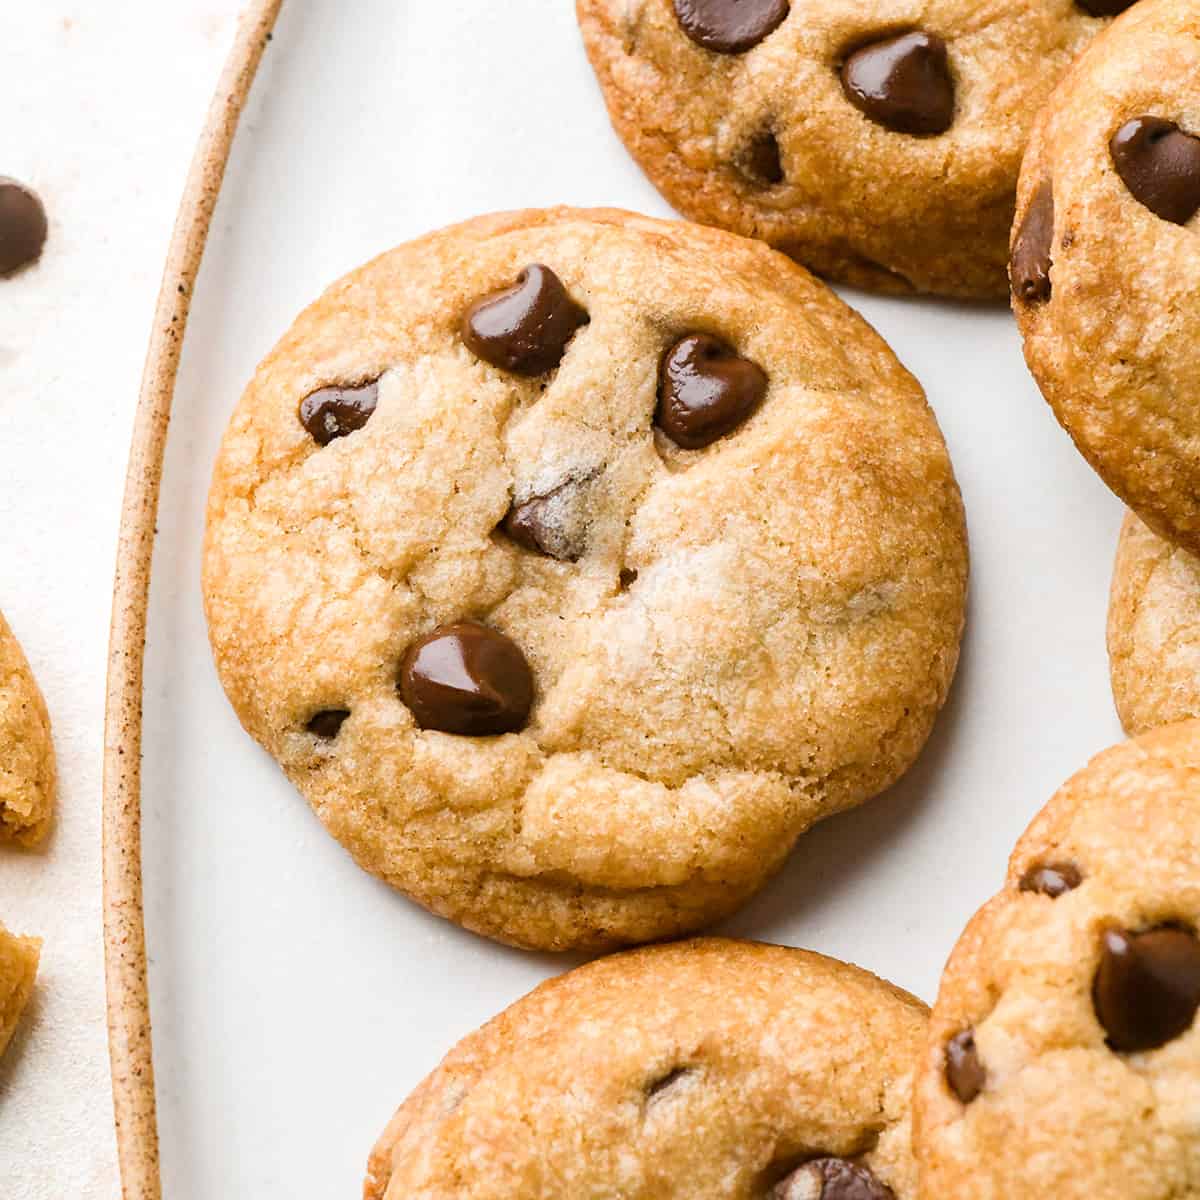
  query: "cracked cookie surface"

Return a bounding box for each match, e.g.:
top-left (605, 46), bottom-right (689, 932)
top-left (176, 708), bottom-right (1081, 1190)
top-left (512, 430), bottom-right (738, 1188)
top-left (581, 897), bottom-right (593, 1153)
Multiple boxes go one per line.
top-left (202, 207), bottom-right (967, 951)
top-left (0, 921), bottom-right (40, 1059)
top-left (0, 610), bottom-right (55, 847)
top-left (578, 0), bottom-right (1116, 298)
top-left (1013, 0), bottom-right (1200, 554)
top-left (914, 721), bottom-right (1200, 1200)
top-left (1109, 511), bottom-right (1200, 735)
top-left (365, 938), bottom-right (927, 1200)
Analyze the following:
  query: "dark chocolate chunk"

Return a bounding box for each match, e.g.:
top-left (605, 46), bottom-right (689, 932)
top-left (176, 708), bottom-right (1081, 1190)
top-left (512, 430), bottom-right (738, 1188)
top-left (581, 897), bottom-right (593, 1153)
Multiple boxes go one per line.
top-left (841, 32), bottom-right (955, 137)
top-left (462, 264), bottom-right (588, 375)
top-left (656, 333), bottom-right (767, 449)
top-left (399, 621), bottom-right (534, 736)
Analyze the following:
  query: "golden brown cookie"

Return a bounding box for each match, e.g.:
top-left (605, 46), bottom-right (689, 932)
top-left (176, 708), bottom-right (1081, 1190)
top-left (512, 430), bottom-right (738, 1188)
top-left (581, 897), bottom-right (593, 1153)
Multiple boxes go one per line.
top-left (365, 938), bottom-right (928, 1200)
top-left (1109, 511), bottom-right (1200, 735)
top-left (1013, 0), bottom-right (1200, 553)
top-left (203, 207), bottom-right (967, 951)
top-left (0, 609), bottom-right (55, 847)
top-left (0, 921), bottom-right (40, 1059)
top-left (577, 0), bottom-right (1122, 298)
top-left (914, 721), bottom-right (1200, 1200)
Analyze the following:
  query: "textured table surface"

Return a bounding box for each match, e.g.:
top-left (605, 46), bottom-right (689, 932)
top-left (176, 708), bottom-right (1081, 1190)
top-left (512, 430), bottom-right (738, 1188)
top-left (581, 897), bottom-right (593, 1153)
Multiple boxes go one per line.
top-left (2, 5), bottom-right (242, 1196)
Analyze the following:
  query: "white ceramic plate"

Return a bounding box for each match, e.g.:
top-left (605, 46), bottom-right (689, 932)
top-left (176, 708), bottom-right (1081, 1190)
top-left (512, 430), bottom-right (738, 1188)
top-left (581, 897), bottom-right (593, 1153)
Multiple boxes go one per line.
top-left (140, 1), bottom-right (1126, 1195)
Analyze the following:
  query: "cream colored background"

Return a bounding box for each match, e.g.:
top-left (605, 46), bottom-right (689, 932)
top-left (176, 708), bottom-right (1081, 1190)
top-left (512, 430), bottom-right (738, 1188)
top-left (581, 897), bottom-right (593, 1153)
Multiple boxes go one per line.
top-left (2, 5), bottom-right (242, 1197)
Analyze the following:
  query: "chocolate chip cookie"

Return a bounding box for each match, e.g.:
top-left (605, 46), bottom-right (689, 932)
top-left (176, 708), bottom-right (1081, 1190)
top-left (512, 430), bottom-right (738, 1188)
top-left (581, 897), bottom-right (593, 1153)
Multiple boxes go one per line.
top-left (577, 0), bottom-right (1124, 298)
top-left (914, 720), bottom-right (1200, 1199)
top-left (0, 921), bottom-right (40, 1059)
top-left (0, 610), bottom-right (55, 847)
top-left (202, 207), bottom-right (967, 951)
top-left (1108, 511), bottom-right (1200, 735)
top-left (1013, 0), bottom-right (1200, 554)
top-left (365, 938), bottom-right (927, 1200)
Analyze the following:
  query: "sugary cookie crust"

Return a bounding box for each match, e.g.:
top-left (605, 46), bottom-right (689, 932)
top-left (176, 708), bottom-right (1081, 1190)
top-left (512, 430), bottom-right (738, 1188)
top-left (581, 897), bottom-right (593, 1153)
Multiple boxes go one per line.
top-left (0, 921), bottom-right (40, 1059)
top-left (365, 938), bottom-right (928, 1200)
top-left (914, 722), bottom-right (1200, 1200)
top-left (0, 609), bottom-right (55, 847)
top-left (203, 207), bottom-right (967, 951)
top-left (1109, 511), bottom-right (1200, 736)
top-left (1014, 0), bottom-right (1200, 554)
top-left (578, 0), bottom-right (1107, 298)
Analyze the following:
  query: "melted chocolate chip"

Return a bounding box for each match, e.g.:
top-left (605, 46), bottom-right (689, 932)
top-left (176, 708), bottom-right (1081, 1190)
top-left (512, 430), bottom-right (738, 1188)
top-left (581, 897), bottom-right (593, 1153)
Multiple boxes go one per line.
top-left (656, 334), bottom-right (767, 449)
top-left (1076, 0), bottom-right (1138, 13)
top-left (619, 567), bottom-right (639, 590)
top-left (945, 1029), bottom-right (986, 1103)
top-left (462, 264), bottom-right (588, 376)
top-left (1094, 926), bottom-right (1200, 1053)
top-left (1011, 181), bottom-right (1055, 305)
top-left (0, 178), bottom-right (48, 277)
top-left (299, 380), bottom-right (380, 446)
top-left (1111, 117), bottom-right (1200, 225)
top-left (644, 1066), bottom-right (693, 1101)
top-left (399, 621), bottom-right (533, 736)
top-left (742, 130), bottom-right (785, 185)
top-left (502, 471), bottom-right (599, 562)
top-left (841, 32), bottom-right (955, 137)
top-left (1019, 860), bottom-right (1082, 898)
top-left (673, 0), bottom-right (789, 53)
top-left (773, 1158), bottom-right (895, 1200)
top-left (306, 709), bottom-right (350, 739)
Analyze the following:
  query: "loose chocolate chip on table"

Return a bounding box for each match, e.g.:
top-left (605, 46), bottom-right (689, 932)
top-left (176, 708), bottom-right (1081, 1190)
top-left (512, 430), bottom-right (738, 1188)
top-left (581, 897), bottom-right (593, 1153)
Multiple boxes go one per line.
top-left (462, 264), bottom-right (588, 376)
top-left (1076, 0), bottom-right (1139, 14)
top-left (306, 709), bottom-right (350, 739)
top-left (945, 1028), bottom-right (986, 1103)
top-left (773, 1158), bottom-right (895, 1200)
top-left (1110, 117), bottom-right (1200, 225)
top-left (742, 129), bottom-right (785, 185)
top-left (1011, 181), bottom-right (1055, 305)
top-left (399, 620), bottom-right (533, 736)
top-left (299, 380), bottom-right (380, 446)
top-left (841, 32), bottom-right (955, 137)
top-left (1018, 860), bottom-right (1082, 897)
top-left (0, 178), bottom-right (48, 277)
top-left (656, 334), bottom-right (767, 450)
top-left (1093, 925), bottom-right (1200, 1052)
top-left (673, 0), bottom-right (789, 54)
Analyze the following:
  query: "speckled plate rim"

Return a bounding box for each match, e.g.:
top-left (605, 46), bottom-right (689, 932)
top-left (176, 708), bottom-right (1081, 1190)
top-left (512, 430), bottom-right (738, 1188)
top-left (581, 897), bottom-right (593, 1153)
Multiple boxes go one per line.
top-left (101, 4), bottom-right (283, 1197)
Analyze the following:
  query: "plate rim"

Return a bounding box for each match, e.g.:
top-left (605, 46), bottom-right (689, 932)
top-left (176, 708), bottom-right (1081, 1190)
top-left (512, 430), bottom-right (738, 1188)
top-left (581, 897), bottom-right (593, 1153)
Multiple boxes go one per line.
top-left (100, 4), bottom-right (284, 1197)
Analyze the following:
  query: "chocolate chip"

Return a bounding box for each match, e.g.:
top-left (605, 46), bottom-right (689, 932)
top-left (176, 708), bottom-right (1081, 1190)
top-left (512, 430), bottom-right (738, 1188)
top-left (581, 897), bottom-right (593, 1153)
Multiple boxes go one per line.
top-left (1075, 0), bottom-right (1138, 14)
top-left (399, 621), bottom-right (533, 736)
top-left (299, 380), bottom-right (380, 446)
top-left (772, 1158), bottom-right (895, 1200)
top-left (1011, 181), bottom-right (1055, 305)
top-left (945, 1028), bottom-right (985, 1103)
top-left (1094, 926), bottom-right (1200, 1053)
top-left (502, 471), bottom-right (599, 562)
top-left (741, 130), bottom-right (785, 185)
top-left (1019, 860), bottom-right (1082, 898)
top-left (841, 32), bottom-right (955, 137)
top-left (619, 567), bottom-right (639, 590)
top-left (306, 709), bottom-right (349, 739)
top-left (656, 334), bottom-right (767, 450)
top-left (0, 178), bottom-right (48, 277)
top-left (1110, 117), bottom-right (1200, 225)
top-left (672, 0), bottom-right (789, 53)
top-left (462, 264), bottom-right (588, 376)
top-left (644, 1066), bottom-right (693, 1101)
